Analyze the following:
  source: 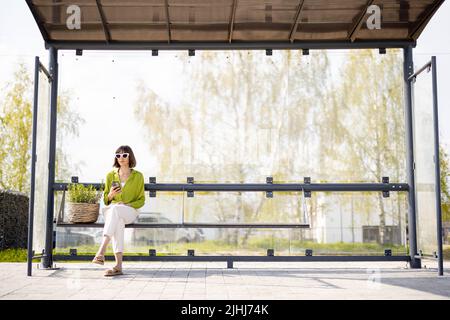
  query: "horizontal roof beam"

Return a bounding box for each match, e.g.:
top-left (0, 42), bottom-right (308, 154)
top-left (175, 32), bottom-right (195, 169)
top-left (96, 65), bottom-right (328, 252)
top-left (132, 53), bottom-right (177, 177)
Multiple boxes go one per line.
top-left (45, 40), bottom-right (416, 51)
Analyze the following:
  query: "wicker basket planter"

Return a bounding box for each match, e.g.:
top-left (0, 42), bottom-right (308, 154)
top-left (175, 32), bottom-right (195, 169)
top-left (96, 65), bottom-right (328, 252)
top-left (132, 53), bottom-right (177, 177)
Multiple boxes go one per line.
top-left (66, 202), bottom-right (100, 224)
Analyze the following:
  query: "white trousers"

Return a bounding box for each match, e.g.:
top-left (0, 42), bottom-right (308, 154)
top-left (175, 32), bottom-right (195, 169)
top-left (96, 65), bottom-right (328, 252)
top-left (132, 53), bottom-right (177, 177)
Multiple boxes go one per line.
top-left (102, 204), bottom-right (139, 253)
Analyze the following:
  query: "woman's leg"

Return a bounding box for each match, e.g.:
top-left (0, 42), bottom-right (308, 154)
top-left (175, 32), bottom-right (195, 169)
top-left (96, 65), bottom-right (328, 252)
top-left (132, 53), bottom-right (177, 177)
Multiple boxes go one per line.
top-left (96, 235), bottom-right (111, 257)
top-left (95, 205), bottom-right (120, 258)
top-left (103, 206), bottom-right (121, 237)
top-left (114, 252), bottom-right (123, 270)
top-left (111, 217), bottom-right (125, 268)
top-left (110, 205), bottom-right (138, 269)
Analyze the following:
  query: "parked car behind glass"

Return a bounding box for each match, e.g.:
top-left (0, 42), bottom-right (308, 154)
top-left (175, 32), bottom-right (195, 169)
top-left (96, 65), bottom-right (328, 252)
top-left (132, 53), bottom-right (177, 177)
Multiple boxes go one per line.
top-left (56, 229), bottom-right (95, 247)
top-left (132, 212), bottom-right (204, 245)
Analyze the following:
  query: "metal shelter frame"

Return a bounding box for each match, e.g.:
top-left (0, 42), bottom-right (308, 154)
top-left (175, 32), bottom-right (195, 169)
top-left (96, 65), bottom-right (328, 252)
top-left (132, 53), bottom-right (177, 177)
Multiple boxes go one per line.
top-left (24, 0), bottom-right (445, 276)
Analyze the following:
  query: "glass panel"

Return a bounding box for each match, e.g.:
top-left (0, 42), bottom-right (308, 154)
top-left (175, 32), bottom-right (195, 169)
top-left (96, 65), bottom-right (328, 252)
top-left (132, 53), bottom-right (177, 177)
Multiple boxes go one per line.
top-left (182, 191), bottom-right (308, 224)
top-left (57, 49), bottom-right (405, 184)
top-left (142, 191), bottom-right (406, 256)
top-left (32, 68), bottom-right (51, 254)
top-left (305, 192), bottom-right (408, 254)
top-left (412, 64), bottom-right (439, 256)
top-left (55, 191), bottom-right (408, 256)
top-left (55, 191), bottom-right (186, 254)
top-left (54, 49), bottom-right (408, 256)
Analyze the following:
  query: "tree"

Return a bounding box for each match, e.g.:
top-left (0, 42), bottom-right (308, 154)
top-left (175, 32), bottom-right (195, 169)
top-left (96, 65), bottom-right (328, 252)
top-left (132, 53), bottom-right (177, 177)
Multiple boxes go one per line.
top-left (0, 62), bottom-right (84, 194)
top-left (332, 50), bottom-right (405, 245)
top-left (0, 63), bottom-right (33, 193)
top-left (440, 144), bottom-right (450, 222)
top-left (55, 91), bottom-right (85, 182)
top-left (134, 49), bottom-right (408, 248)
top-left (134, 51), bottom-right (333, 245)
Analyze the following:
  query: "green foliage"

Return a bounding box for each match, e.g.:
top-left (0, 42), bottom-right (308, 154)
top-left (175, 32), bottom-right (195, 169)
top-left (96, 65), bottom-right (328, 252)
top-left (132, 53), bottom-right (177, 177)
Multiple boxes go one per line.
top-left (3, 244), bottom-right (449, 262)
top-left (55, 92), bottom-right (86, 182)
top-left (54, 238), bottom-right (407, 256)
top-left (67, 183), bottom-right (102, 204)
top-left (444, 246), bottom-right (450, 260)
top-left (134, 50), bottom-right (407, 245)
top-left (0, 248), bottom-right (39, 262)
top-left (0, 63), bottom-right (32, 193)
top-left (440, 144), bottom-right (450, 222)
top-left (0, 62), bottom-right (84, 194)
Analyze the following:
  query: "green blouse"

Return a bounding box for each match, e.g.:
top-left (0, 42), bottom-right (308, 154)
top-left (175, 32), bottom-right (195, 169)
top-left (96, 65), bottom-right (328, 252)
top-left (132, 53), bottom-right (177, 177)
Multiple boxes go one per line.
top-left (103, 168), bottom-right (145, 209)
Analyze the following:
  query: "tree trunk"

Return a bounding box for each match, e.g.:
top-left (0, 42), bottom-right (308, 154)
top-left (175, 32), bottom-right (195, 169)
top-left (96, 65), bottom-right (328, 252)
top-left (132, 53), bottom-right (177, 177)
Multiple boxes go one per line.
top-left (378, 193), bottom-right (386, 245)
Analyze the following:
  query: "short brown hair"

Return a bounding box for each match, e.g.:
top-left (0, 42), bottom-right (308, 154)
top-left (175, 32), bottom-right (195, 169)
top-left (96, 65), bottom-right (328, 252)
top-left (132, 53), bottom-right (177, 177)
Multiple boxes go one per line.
top-left (113, 145), bottom-right (137, 168)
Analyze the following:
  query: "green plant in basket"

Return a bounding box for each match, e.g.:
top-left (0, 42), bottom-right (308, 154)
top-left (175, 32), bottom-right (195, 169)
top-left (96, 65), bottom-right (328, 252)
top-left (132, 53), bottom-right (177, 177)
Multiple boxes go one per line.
top-left (67, 183), bottom-right (102, 203)
top-left (66, 183), bottom-right (103, 223)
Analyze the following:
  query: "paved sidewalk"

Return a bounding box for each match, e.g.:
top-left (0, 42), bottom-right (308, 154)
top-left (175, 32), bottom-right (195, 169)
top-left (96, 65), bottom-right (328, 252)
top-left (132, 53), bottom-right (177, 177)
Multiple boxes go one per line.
top-left (0, 260), bottom-right (449, 300)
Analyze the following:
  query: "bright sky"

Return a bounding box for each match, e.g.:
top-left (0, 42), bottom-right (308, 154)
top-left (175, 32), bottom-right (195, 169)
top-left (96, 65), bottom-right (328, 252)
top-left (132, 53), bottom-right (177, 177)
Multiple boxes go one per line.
top-left (1, 1), bottom-right (449, 186)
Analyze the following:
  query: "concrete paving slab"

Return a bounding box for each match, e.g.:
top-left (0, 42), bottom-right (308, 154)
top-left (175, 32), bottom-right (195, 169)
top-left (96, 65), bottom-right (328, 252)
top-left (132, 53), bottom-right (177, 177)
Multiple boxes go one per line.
top-left (0, 260), bottom-right (449, 300)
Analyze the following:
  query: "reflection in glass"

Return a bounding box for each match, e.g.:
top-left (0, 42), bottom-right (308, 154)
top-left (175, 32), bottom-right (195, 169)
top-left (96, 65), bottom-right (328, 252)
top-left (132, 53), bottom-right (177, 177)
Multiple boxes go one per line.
top-left (32, 70), bottom-right (50, 253)
top-left (55, 191), bottom-right (408, 256)
top-left (58, 49), bottom-right (406, 184)
top-left (412, 66), bottom-right (439, 256)
top-left (54, 49), bottom-right (409, 256)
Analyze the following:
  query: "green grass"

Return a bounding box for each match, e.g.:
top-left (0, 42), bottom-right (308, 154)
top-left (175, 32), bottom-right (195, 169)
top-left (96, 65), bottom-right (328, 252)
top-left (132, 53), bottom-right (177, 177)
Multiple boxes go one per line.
top-left (53, 238), bottom-right (408, 257)
top-left (0, 248), bottom-right (40, 262)
top-left (444, 246), bottom-right (450, 260)
top-left (3, 241), bottom-right (448, 263)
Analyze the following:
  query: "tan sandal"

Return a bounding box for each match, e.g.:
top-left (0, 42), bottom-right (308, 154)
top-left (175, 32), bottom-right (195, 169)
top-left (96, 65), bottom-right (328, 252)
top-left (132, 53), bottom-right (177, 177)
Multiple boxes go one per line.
top-left (104, 266), bottom-right (123, 277)
top-left (92, 255), bottom-right (105, 265)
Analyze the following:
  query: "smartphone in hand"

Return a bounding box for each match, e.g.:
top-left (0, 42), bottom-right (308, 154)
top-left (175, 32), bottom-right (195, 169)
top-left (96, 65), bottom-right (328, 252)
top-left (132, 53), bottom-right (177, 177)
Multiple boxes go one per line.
top-left (112, 181), bottom-right (121, 191)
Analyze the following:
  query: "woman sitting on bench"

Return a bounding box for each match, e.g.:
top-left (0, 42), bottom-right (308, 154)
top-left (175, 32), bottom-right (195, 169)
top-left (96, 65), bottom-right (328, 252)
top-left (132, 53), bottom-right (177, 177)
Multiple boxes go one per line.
top-left (92, 145), bottom-right (145, 276)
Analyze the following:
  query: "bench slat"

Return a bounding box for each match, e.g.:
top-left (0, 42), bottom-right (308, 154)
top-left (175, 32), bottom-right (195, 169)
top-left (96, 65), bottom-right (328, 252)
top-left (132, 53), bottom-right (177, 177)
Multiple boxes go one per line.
top-left (56, 222), bottom-right (310, 228)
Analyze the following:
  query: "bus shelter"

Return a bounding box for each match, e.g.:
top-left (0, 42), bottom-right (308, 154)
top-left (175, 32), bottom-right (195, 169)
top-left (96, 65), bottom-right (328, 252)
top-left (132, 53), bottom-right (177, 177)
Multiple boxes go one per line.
top-left (25, 0), bottom-right (445, 276)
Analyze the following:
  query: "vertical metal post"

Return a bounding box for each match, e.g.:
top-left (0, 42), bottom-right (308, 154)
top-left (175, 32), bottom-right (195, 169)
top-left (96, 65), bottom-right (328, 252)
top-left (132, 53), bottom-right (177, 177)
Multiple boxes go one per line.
top-left (27, 57), bottom-right (40, 276)
top-left (42, 47), bottom-right (58, 269)
top-left (403, 46), bottom-right (421, 268)
top-left (431, 56), bottom-right (444, 276)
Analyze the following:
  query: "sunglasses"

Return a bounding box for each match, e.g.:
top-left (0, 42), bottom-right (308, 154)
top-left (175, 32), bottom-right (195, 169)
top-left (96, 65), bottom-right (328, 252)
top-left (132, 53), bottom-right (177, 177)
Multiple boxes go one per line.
top-left (115, 153), bottom-right (129, 159)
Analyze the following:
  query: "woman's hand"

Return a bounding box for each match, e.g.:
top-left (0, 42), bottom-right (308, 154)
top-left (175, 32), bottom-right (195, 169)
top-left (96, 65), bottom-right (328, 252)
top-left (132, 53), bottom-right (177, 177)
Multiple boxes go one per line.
top-left (107, 185), bottom-right (121, 201)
